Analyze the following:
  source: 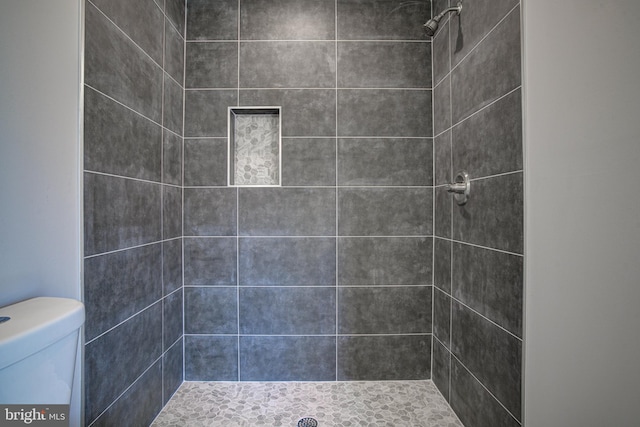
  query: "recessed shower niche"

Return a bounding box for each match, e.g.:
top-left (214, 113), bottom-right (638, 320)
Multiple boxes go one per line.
top-left (228, 107), bottom-right (282, 186)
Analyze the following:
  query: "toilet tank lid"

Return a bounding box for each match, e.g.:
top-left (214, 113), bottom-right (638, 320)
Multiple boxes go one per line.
top-left (0, 297), bottom-right (85, 370)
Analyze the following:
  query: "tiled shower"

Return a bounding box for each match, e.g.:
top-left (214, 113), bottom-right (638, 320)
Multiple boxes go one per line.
top-left (83, 0), bottom-right (523, 426)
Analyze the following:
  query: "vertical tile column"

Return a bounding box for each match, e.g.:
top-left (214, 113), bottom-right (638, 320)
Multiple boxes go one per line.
top-left (431, 1), bottom-right (524, 426)
top-left (83, 0), bottom-right (185, 425)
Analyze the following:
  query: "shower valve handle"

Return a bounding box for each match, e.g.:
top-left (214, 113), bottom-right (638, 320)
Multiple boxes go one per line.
top-left (447, 171), bottom-right (470, 205)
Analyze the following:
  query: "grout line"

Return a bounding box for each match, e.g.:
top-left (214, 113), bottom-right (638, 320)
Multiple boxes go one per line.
top-left (186, 87), bottom-right (431, 91)
top-left (85, 300), bottom-right (162, 346)
top-left (236, 0), bottom-right (241, 382)
top-left (84, 169), bottom-right (175, 187)
top-left (451, 297), bottom-right (523, 342)
top-left (334, 0), bottom-right (339, 382)
top-left (182, 333), bottom-right (433, 338)
top-left (160, 12), bottom-right (166, 405)
top-left (436, 236), bottom-right (524, 258)
top-left (84, 240), bottom-right (171, 260)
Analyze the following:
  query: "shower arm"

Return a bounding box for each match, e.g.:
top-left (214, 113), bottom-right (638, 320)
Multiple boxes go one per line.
top-left (430, 3), bottom-right (462, 23)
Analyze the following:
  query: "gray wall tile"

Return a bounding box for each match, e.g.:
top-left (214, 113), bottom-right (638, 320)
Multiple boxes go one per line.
top-left (432, 18), bottom-right (450, 86)
top-left (338, 138), bottom-right (432, 186)
top-left (452, 88), bottom-right (523, 178)
top-left (165, 18), bottom-right (185, 84)
top-left (452, 301), bottom-right (522, 420)
top-left (163, 238), bottom-right (183, 295)
top-left (240, 42), bottom-right (336, 88)
top-left (432, 338), bottom-right (450, 400)
top-left (337, 0), bottom-right (429, 40)
top-left (282, 138), bottom-right (336, 186)
top-left (434, 238), bottom-right (451, 293)
top-left (163, 131), bottom-right (183, 185)
top-left (240, 336), bottom-right (336, 381)
top-left (184, 138), bottom-right (227, 186)
top-left (84, 244), bottom-right (162, 341)
top-left (240, 0), bottom-right (335, 40)
top-left (451, 7), bottom-right (521, 123)
top-left (338, 188), bottom-right (432, 236)
top-left (184, 89), bottom-right (237, 137)
top-left (163, 74), bottom-right (184, 135)
top-left (434, 186), bottom-right (451, 239)
top-left (90, 361), bottom-right (163, 427)
top-left (337, 42), bottom-right (431, 88)
top-left (240, 89), bottom-right (336, 136)
top-left (166, 0), bottom-right (186, 38)
top-left (184, 188), bottom-right (237, 236)
top-left (239, 287), bottom-right (336, 334)
top-left (183, 238), bottom-right (237, 286)
top-left (186, 0), bottom-right (237, 40)
top-left (163, 185), bottom-right (182, 240)
top-left (185, 336), bottom-right (238, 380)
top-left (434, 130), bottom-right (452, 186)
top-left (239, 238), bottom-right (336, 285)
top-left (184, 287), bottom-right (237, 334)
top-left (238, 188), bottom-right (336, 236)
top-left (450, 358), bottom-right (521, 427)
top-left (433, 76), bottom-right (452, 136)
top-left (337, 89), bottom-right (432, 137)
top-left (186, 42), bottom-right (237, 88)
top-left (338, 237), bottom-right (431, 285)
top-left (84, 173), bottom-right (162, 256)
top-left (338, 286), bottom-right (431, 334)
top-left (84, 88), bottom-right (162, 182)
top-left (85, 303), bottom-right (162, 423)
top-left (452, 173), bottom-right (523, 254)
top-left (163, 290), bottom-right (183, 350)
top-left (453, 242), bottom-right (523, 337)
top-left (90, 0), bottom-right (164, 64)
top-left (163, 338), bottom-right (184, 405)
top-left (85, 2), bottom-right (162, 122)
top-left (337, 335), bottom-right (430, 380)
top-left (433, 287), bottom-right (451, 345)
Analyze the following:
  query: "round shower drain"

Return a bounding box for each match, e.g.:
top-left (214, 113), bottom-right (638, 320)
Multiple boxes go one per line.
top-left (297, 417), bottom-right (318, 427)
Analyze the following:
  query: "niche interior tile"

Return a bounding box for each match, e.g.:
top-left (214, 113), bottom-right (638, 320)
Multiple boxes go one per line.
top-left (163, 131), bottom-right (183, 186)
top-left (239, 89), bottom-right (336, 137)
top-left (451, 6), bottom-right (521, 123)
top-left (451, 301), bottom-right (522, 420)
top-left (163, 74), bottom-right (184, 136)
top-left (434, 130), bottom-right (452, 187)
top-left (240, 0), bottom-right (335, 40)
top-left (434, 237), bottom-right (452, 293)
top-left (89, 360), bottom-right (162, 427)
top-left (85, 303), bottom-right (162, 423)
top-left (238, 188), bottom-right (336, 236)
top-left (164, 17), bottom-right (184, 84)
top-left (84, 173), bottom-right (161, 256)
top-left (183, 188), bottom-right (236, 236)
top-left (239, 287), bottom-right (336, 335)
top-left (452, 88), bottom-right (523, 178)
top-left (84, 244), bottom-right (162, 341)
top-left (337, 335), bottom-right (430, 380)
top-left (163, 185), bottom-right (182, 240)
top-left (184, 90), bottom-right (237, 137)
top-left (186, 42), bottom-right (237, 88)
top-left (338, 188), bottom-right (432, 236)
top-left (184, 138), bottom-right (227, 186)
top-left (186, 0), bottom-right (237, 40)
top-left (183, 238), bottom-right (237, 286)
top-left (239, 237), bottom-right (336, 285)
top-left (85, 2), bottom-right (162, 122)
top-left (337, 42), bottom-right (431, 88)
top-left (432, 337), bottom-right (451, 400)
top-left (162, 238), bottom-right (183, 295)
top-left (450, 358), bottom-right (521, 427)
top-left (185, 336), bottom-right (238, 381)
top-left (338, 138), bottom-right (432, 186)
top-left (337, 0), bottom-right (429, 40)
top-left (184, 287), bottom-right (237, 334)
top-left (450, 0), bottom-right (519, 67)
top-left (433, 75), bottom-right (452, 136)
top-left (240, 336), bottom-right (336, 381)
top-left (453, 242), bottom-right (523, 337)
top-left (433, 287), bottom-right (451, 345)
top-left (84, 87), bottom-right (162, 182)
top-left (163, 290), bottom-right (183, 351)
top-left (338, 286), bottom-right (431, 334)
top-left (163, 338), bottom-right (183, 405)
top-left (338, 237), bottom-right (431, 286)
top-left (90, 0), bottom-right (164, 64)
top-left (338, 89), bottom-right (432, 137)
top-left (281, 138), bottom-right (336, 186)
top-left (166, 0), bottom-right (186, 38)
top-left (240, 42), bottom-right (335, 89)
top-left (452, 172), bottom-right (523, 254)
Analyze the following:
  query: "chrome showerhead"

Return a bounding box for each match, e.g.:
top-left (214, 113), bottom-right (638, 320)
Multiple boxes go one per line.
top-left (424, 2), bottom-right (462, 37)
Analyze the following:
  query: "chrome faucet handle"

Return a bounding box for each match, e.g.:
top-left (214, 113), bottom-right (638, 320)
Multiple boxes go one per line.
top-left (447, 171), bottom-right (470, 205)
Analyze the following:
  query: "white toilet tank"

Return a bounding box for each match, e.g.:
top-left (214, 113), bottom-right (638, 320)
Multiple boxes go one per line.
top-left (0, 297), bottom-right (84, 404)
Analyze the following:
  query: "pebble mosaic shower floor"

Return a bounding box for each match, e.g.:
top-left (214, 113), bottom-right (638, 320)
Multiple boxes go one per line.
top-left (151, 380), bottom-right (463, 427)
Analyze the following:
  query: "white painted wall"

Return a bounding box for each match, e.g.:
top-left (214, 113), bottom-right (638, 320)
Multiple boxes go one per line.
top-left (0, 0), bottom-right (83, 425)
top-left (522, 0), bottom-right (640, 426)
